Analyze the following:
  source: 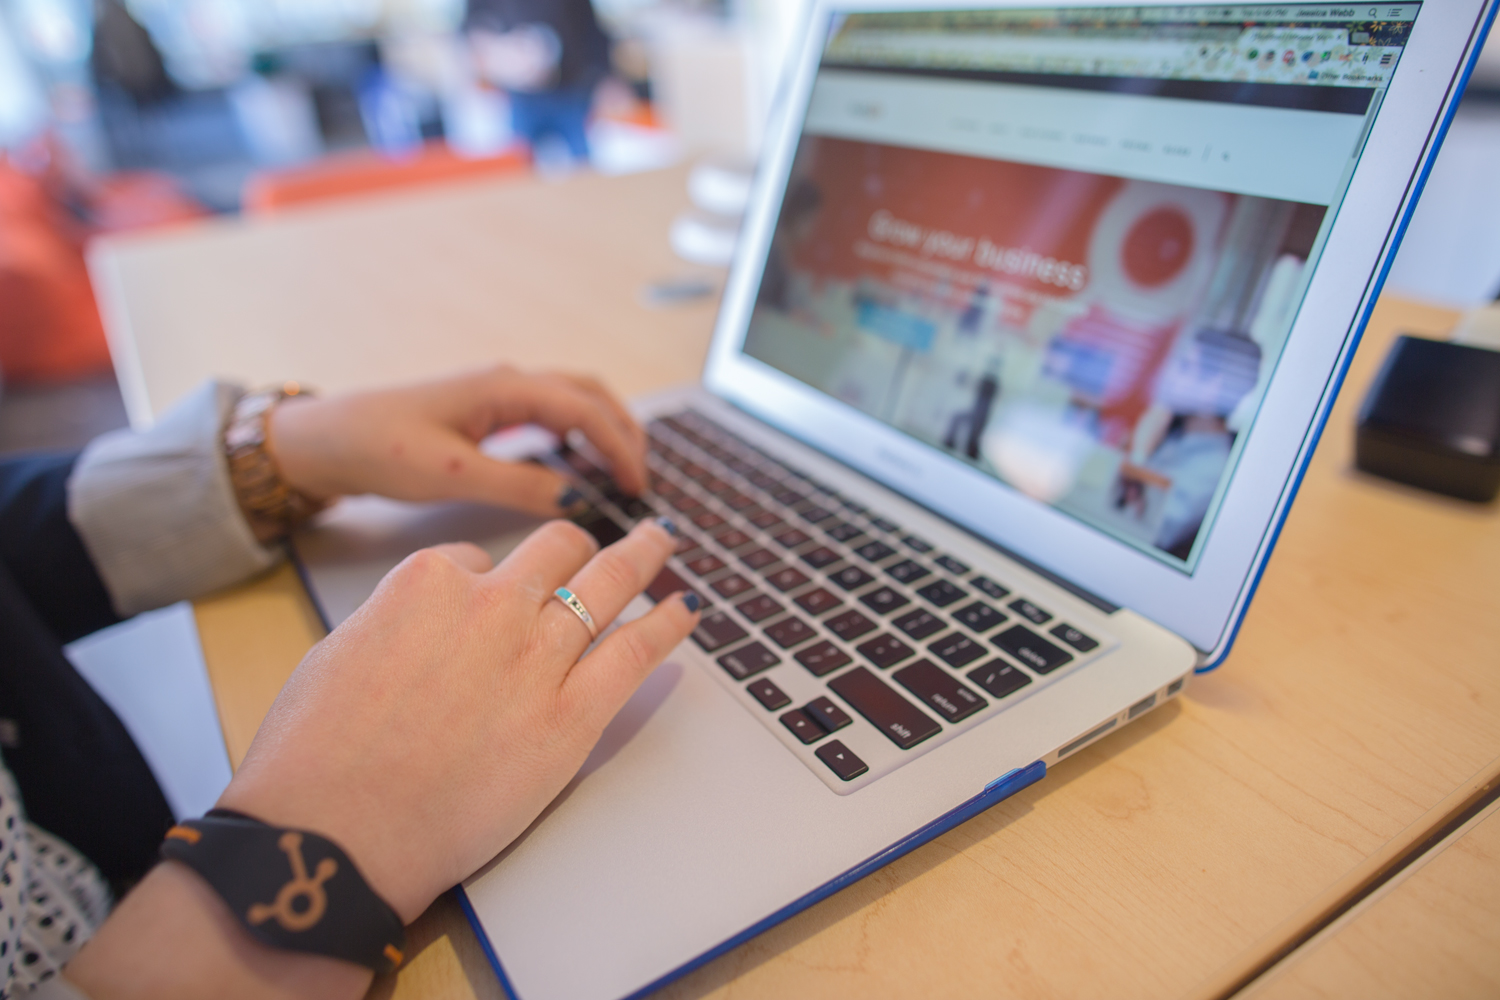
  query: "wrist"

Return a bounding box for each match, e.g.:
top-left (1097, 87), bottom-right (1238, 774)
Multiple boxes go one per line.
top-left (263, 394), bottom-right (345, 503)
top-left (225, 385), bottom-right (331, 542)
top-left (67, 862), bottom-right (372, 1000)
top-left (217, 777), bottom-right (436, 925)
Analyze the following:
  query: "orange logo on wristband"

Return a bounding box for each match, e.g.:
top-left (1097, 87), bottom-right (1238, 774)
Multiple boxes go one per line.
top-left (247, 832), bottom-right (338, 932)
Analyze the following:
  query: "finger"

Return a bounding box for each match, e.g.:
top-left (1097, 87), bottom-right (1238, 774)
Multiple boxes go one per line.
top-left (487, 518), bottom-right (600, 603)
top-left (510, 377), bottom-right (648, 496)
top-left (556, 373), bottom-right (647, 456)
top-left (561, 590), bottom-right (701, 724)
top-left (426, 542), bottom-right (495, 574)
top-left (537, 516), bottom-right (678, 658)
top-left (441, 448), bottom-right (588, 517)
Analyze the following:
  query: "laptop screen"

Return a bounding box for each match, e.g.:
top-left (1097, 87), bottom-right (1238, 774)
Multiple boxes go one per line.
top-left (741, 2), bottom-right (1418, 570)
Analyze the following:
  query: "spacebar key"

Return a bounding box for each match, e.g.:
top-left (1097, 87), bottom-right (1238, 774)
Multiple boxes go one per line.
top-left (828, 667), bottom-right (940, 750)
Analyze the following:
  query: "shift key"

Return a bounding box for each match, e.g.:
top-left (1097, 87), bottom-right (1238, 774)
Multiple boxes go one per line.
top-left (828, 667), bottom-right (941, 750)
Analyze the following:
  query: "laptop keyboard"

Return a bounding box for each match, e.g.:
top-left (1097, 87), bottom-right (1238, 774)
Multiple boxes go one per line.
top-left (555, 409), bottom-right (1112, 791)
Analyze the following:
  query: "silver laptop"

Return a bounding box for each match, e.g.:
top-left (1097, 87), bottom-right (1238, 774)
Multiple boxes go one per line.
top-left (294, 2), bottom-right (1496, 997)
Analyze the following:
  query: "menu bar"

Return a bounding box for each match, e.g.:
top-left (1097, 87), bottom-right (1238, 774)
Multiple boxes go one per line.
top-left (805, 69), bottom-right (1366, 204)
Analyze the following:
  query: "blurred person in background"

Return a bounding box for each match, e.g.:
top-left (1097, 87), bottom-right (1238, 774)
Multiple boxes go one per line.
top-left (464, 0), bottom-right (613, 162)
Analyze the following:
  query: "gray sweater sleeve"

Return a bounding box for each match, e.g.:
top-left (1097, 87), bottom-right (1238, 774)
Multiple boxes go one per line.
top-left (66, 381), bottom-right (281, 617)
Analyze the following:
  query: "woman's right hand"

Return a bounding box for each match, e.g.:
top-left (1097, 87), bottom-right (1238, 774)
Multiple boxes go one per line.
top-left (216, 515), bottom-right (699, 924)
top-left (70, 515), bottom-right (698, 1000)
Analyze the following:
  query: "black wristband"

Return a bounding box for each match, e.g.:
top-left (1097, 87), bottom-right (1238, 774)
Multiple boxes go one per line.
top-left (160, 809), bottom-right (407, 973)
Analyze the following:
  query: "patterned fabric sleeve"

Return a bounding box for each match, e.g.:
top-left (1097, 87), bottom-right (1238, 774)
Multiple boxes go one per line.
top-left (0, 763), bottom-right (109, 998)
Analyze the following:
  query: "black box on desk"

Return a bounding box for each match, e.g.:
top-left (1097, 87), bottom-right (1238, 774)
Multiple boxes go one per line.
top-left (1355, 335), bottom-right (1500, 502)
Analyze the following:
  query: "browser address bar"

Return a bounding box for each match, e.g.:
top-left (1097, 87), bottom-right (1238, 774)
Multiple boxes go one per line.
top-left (825, 28), bottom-right (1398, 88)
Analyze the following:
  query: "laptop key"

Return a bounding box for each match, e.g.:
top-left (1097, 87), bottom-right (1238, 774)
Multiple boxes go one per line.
top-left (736, 593), bottom-right (784, 623)
top-left (886, 559), bottom-right (930, 584)
top-left (1008, 598), bottom-right (1052, 624)
top-left (573, 508), bottom-right (627, 546)
top-left (968, 660), bottom-right (1033, 699)
top-left (828, 667), bottom-right (940, 750)
top-left (801, 546), bottom-right (841, 569)
top-left (764, 616), bottom-right (816, 649)
top-left (915, 579), bottom-right (967, 607)
top-left (902, 534), bottom-right (934, 554)
top-left (971, 576), bottom-right (1011, 600)
top-left (815, 740), bottom-right (869, 781)
top-left (685, 554), bottom-right (726, 576)
top-left (993, 625), bottom-right (1073, 673)
top-left (646, 566), bottom-right (697, 604)
top-left (711, 573), bottom-right (754, 598)
top-left (621, 497), bottom-right (655, 520)
top-left (669, 493), bottom-right (702, 514)
top-left (826, 609), bottom-right (877, 641)
top-left (929, 633), bottom-right (986, 669)
top-left (724, 491), bottom-right (757, 510)
top-left (691, 511), bottom-right (726, 531)
top-left (1051, 624), bottom-right (1100, 652)
top-left (748, 510), bottom-right (783, 530)
top-left (859, 586), bottom-right (910, 615)
top-left (747, 678), bottom-right (791, 711)
top-left (953, 602), bottom-right (1007, 633)
top-left (799, 504), bottom-right (834, 523)
top-left (870, 517), bottom-right (900, 533)
top-left (794, 587), bottom-right (843, 615)
top-left (741, 548), bottom-right (779, 570)
top-left (934, 554), bottom-right (970, 575)
top-left (713, 527), bottom-right (754, 550)
top-left (804, 696), bottom-right (852, 733)
top-left (692, 611), bottom-right (746, 652)
top-left (855, 540), bottom-right (896, 563)
top-left (780, 709), bottom-right (825, 744)
top-left (829, 565), bottom-right (875, 591)
top-left (795, 641), bottom-right (851, 677)
top-left (767, 566), bottom-right (811, 592)
top-left (894, 660), bottom-right (987, 723)
top-left (857, 634), bottom-right (915, 669)
top-left (893, 608), bottom-right (945, 640)
top-left (773, 527), bottom-right (812, 548)
top-left (826, 521), bottom-right (864, 543)
top-left (717, 641), bottom-right (779, 680)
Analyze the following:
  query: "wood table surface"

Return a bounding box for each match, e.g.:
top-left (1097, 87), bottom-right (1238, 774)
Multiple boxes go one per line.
top-left (1250, 798), bottom-right (1500, 1000)
top-left (88, 165), bottom-right (1500, 1000)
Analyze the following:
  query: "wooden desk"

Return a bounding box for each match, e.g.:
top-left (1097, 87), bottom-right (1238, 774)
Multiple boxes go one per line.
top-left (90, 167), bottom-right (1500, 1000)
top-left (1251, 799), bottom-right (1500, 999)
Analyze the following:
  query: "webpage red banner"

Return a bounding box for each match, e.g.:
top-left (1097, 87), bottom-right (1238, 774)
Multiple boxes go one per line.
top-left (746, 135), bottom-right (1325, 563)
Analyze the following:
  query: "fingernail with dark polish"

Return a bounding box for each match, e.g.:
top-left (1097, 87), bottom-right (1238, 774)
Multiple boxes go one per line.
top-left (655, 516), bottom-right (679, 537)
top-left (557, 487), bottom-right (585, 510)
top-left (681, 592), bottom-right (701, 612)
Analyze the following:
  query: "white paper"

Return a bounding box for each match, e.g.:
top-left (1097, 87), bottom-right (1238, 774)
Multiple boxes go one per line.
top-left (65, 602), bottom-right (232, 821)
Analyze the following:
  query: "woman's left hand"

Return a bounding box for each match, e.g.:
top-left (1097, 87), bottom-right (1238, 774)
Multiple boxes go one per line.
top-left (266, 366), bottom-right (646, 516)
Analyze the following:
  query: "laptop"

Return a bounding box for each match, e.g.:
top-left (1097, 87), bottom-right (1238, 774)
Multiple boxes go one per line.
top-left (293, 2), bottom-right (1497, 996)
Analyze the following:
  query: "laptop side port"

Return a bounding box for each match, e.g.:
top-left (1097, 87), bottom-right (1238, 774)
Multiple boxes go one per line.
top-left (1128, 693), bottom-right (1157, 719)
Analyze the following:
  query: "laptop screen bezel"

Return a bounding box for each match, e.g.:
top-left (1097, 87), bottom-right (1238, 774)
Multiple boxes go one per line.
top-left (702, 0), bottom-right (1496, 660)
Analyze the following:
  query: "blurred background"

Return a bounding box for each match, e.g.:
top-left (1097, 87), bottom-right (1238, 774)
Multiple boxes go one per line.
top-left (0, 0), bottom-right (1497, 451)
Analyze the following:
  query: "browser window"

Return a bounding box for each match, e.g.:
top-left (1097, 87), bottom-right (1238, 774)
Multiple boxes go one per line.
top-left (742, 3), bottom-right (1419, 568)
